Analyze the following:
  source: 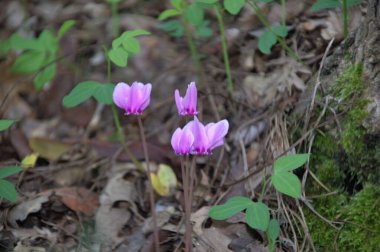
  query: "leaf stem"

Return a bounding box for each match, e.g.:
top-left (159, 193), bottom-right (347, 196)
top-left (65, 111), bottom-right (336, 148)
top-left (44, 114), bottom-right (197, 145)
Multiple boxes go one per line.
top-left (342, 0), bottom-right (348, 38)
top-left (137, 117), bottom-right (160, 252)
top-left (214, 6), bottom-right (234, 94)
top-left (280, 0), bottom-right (286, 26)
top-left (248, 0), bottom-right (300, 61)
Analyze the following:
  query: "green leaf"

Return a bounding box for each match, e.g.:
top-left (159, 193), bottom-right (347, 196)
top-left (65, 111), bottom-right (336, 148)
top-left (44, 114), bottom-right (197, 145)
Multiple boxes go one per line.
top-left (93, 83), bottom-right (115, 104)
top-left (271, 25), bottom-right (288, 38)
top-left (196, 0), bottom-right (218, 4)
top-left (271, 172), bottom-right (302, 198)
top-left (122, 37), bottom-right (140, 54)
top-left (38, 30), bottom-right (58, 54)
top-left (347, 0), bottom-right (362, 7)
top-left (33, 63), bottom-right (57, 90)
top-left (245, 202), bottom-right (270, 231)
top-left (274, 154), bottom-right (309, 173)
top-left (0, 119), bottom-right (15, 132)
top-left (258, 30), bottom-right (277, 54)
top-left (209, 196), bottom-right (253, 220)
top-left (0, 166), bottom-right (23, 179)
top-left (0, 39), bottom-right (11, 55)
top-left (311, 0), bottom-right (340, 11)
top-left (58, 19), bottom-right (76, 39)
top-left (258, 0), bottom-right (274, 3)
top-left (11, 50), bottom-right (46, 74)
top-left (108, 47), bottom-right (129, 67)
top-left (62, 81), bottom-right (100, 108)
top-left (159, 9), bottom-right (181, 21)
top-left (185, 3), bottom-right (204, 26)
top-left (223, 0), bottom-right (245, 15)
top-left (267, 219), bottom-right (280, 241)
top-left (171, 0), bottom-right (184, 10)
top-left (9, 34), bottom-right (43, 51)
top-left (123, 29), bottom-right (151, 38)
top-left (196, 25), bottom-right (213, 38)
top-left (159, 20), bottom-right (185, 37)
top-left (0, 179), bottom-right (18, 202)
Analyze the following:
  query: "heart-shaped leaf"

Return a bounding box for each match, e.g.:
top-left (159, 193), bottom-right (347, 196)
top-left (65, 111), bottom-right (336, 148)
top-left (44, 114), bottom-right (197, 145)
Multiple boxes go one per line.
top-left (245, 202), bottom-right (270, 231)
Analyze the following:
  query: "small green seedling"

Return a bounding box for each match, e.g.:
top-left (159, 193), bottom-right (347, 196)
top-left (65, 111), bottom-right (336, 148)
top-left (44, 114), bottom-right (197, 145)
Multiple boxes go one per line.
top-left (63, 29), bottom-right (150, 107)
top-left (0, 166), bottom-right (23, 202)
top-left (108, 29), bottom-right (151, 67)
top-left (8, 20), bottom-right (75, 90)
top-left (209, 153), bottom-right (309, 251)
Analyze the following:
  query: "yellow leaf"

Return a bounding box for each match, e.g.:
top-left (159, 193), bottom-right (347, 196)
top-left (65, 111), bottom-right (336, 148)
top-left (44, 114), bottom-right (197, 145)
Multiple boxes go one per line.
top-left (151, 173), bottom-right (169, 196)
top-left (158, 164), bottom-right (177, 188)
top-left (29, 137), bottom-right (71, 160)
top-left (21, 153), bottom-right (39, 169)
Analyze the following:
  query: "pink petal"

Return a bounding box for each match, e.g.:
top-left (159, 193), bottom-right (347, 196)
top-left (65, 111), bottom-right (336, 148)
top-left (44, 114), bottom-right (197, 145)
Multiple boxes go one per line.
top-left (179, 128), bottom-right (194, 154)
top-left (171, 128), bottom-right (182, 154)
top-left (206, 119), bottom-right (229, 150)
top-left (192, 116), bottom-right (209, 154)
top-left (188, 82), bottom-right (197, 114)
top-left (139, 83), bottom-right (152, 111)
top-left (113, 82), bottom-right (131, 110)
top-left (174, 89), bottom-right (184, 115)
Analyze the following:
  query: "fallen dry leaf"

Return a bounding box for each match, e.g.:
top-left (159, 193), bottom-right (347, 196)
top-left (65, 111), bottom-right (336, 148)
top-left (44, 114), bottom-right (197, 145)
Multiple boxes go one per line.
top-left (40, 187), bottom-right (99, 216)
top-left (8, 196), bottom-right (50, 227)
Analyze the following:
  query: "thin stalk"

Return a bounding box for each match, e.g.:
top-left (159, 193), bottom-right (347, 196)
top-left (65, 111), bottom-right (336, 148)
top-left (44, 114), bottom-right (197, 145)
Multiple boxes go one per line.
top-left (182, 18), bottom-right (202, 75)
top-left (249, 0), bottom-right (300, 61)
top-left (185, 156), bottom-right (196, 252)
top-left (110, 1), bottom-right (120, 37)
top-left (181, 157), bottom-right (191, 252)
top-left (342, 0), bottom-right (348, 38)
top-left (105, 46), bottom-right (144, 172)
top-left (259, 176), bottom-right (269, 202)
top-left (280, 0), bottom-right (286, 26)
top-left (214, 6), bottom-right (234, 94)
top-left (137, 117), bottom-right (159, 252)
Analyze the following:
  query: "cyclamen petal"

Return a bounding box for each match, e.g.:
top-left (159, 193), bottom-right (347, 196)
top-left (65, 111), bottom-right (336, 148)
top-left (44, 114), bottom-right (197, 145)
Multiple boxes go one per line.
top-left (206, 120), bottom-right (229, 150)
top-left (113, 82), bottom-right (130, 109)
top-left (191, 116), bottom-right (209, 155)
top-left (174, 82), bottom-right (198, 116)
top-left (113, 81), bottom-right (151, 115)
top-left (171, 127), bottom-right (194, 155)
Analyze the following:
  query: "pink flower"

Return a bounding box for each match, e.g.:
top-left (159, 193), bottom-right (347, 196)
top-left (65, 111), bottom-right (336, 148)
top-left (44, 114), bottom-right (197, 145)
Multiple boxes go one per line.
top-left (184, 116), bottom-right (229, 155)
top-left (171, 127), bottom-right (194, 155)
top-left (113, 82), bottom-right (152, 115)
top-left (175, 82), bottom-right (198, 116)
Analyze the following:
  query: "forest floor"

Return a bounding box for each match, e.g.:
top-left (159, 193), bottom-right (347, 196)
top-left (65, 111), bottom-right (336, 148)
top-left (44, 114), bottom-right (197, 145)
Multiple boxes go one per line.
top-left (0, 0), bottom-right (367, 251)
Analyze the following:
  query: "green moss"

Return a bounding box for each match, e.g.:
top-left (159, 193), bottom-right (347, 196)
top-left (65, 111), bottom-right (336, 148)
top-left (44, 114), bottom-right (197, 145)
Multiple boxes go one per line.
top-left (306, 185), bottom-right (380, 252)
top-left (304, 64), bottom-right (380, 250)
top-left (339, 184), bottom-right (380, 251)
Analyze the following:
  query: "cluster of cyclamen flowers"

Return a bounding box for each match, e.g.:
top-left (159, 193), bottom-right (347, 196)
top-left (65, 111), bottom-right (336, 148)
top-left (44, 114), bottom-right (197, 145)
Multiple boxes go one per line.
top-left (172, 82), bottom-right (229, 155)
top-left (112, 81), bottom-right (229, 155)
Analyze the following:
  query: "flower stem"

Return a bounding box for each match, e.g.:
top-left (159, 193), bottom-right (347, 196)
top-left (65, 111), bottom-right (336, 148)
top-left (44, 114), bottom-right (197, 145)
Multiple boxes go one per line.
top-left (181, 157), bottom-right (191, 252)
top-left (137, 116), bottom-right (159, 252)
top-left (214, 6), bottom-right (234, 95)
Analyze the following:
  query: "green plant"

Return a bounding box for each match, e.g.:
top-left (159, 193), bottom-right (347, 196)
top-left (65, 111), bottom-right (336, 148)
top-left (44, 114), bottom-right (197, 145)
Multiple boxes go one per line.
top-left (209, 153), bottom-right (309, 251)
top-left (107, 0), bottom-right (121, 36)
top-left (8, 20), bottom-right (75, 90)
top-left (311, 0), bottom-right (362, 38)
top-left (0, 119), bottom-right (15, 131)
top-left (63, 29), bottom-right (150, 108)
top-left (0, 166), bottom-right (23, 202)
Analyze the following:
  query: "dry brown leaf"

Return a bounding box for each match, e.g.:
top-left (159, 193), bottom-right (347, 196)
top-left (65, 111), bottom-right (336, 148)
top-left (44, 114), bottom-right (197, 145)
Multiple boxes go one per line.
top-left (40, 187), bottom-right (99, 216)
top-left (8, 196), bottom-right (50, 227)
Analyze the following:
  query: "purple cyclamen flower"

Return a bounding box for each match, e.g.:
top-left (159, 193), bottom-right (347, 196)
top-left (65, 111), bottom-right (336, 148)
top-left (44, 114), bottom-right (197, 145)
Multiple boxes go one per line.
top-left (171, 127), bottom-right (194, 155)
top-left (175, 82), bottom-right (198, 116)
top-left (184, 116), bottom-right (229, 155)
top-left (113, 81), bottom-right (152, 115)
